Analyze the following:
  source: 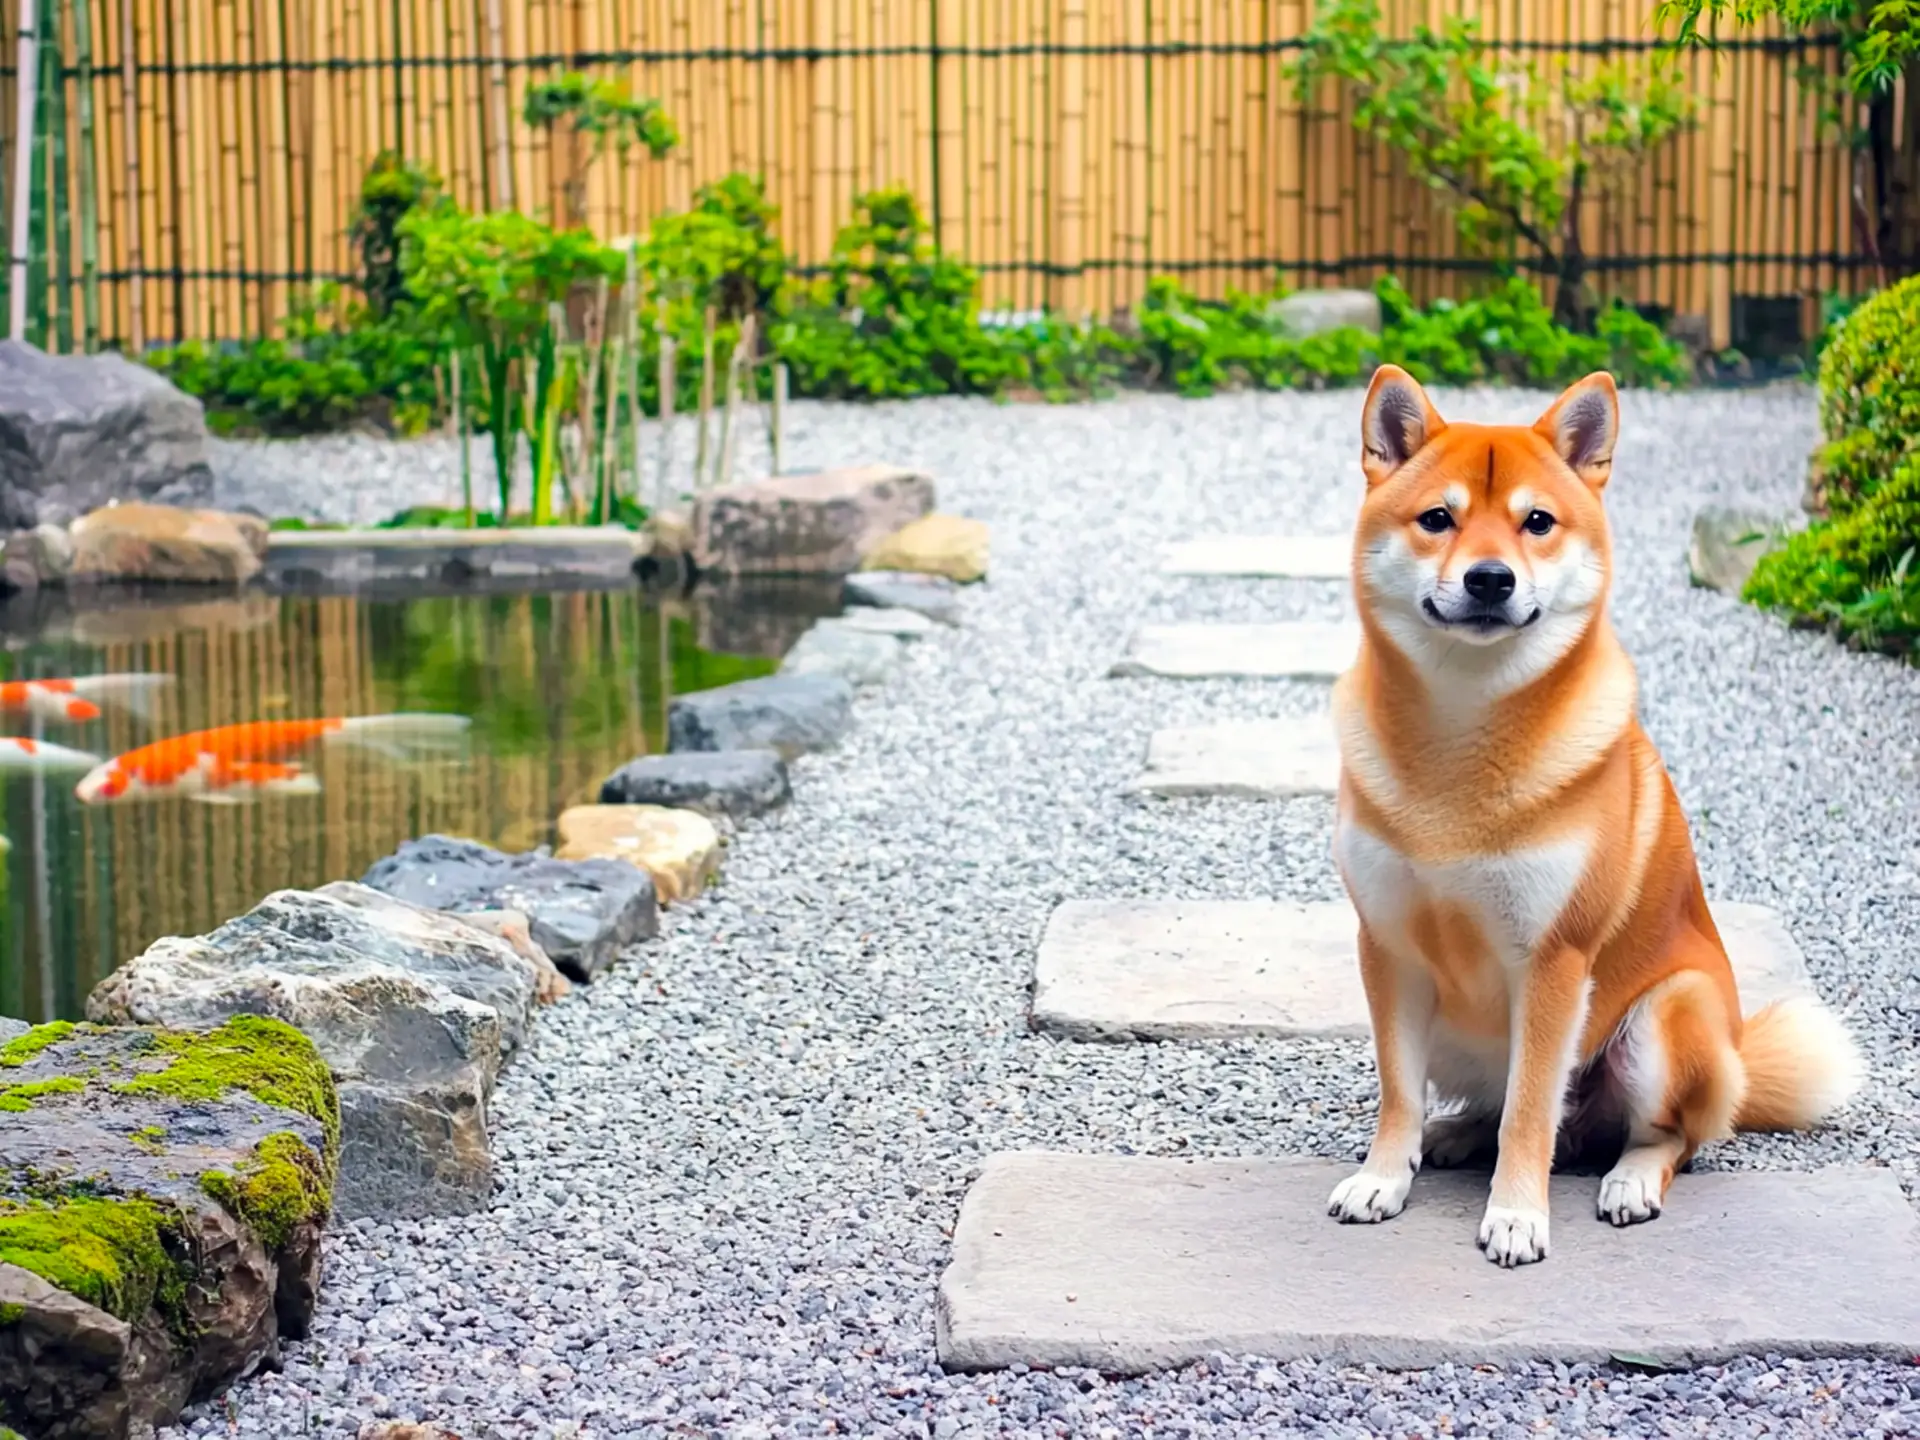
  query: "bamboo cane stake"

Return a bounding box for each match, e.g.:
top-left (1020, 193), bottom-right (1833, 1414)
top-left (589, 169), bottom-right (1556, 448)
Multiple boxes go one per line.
top-left (654, 305), bottom-right (676, 511)
top-left (70, 0), bottom-right (98, 350)
top-left (578, 276), bottom-right (608, 522)
top-left (117, 0), bottom-right (140, 350)
top-left (714, 311), bottom-right (753, 492)
top-left (483, 0), bottom-right (513, 209)
top-left (9, 0), bottom-right (40, 341)
top-left (769, 360), bottom-right (787, 476)
top-left (453, 347), bottom-right (473, 529)
top-left (692, 304), bottom-right (716, 491)
top-left (623, 245), bottom-right (642, 508)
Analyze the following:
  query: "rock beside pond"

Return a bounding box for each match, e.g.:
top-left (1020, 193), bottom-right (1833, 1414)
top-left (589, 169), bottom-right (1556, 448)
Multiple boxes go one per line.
top-left (1688, 504), bottom-right (1804, 596)
top-left (599, 750), bottom-right (791, 821)
top-left (0, 523), bottom-right (74, 593)
top-left (0, 341), bottom-right (212, 530)
top-left (693, 464), bottom-right (935, 576)
top-left (668, 674), bottom-right (854, 760)
top-left (780, 618), bottom-right (905, 687)
top-left (361, 835), bottom-right (658, 984)
top-left (860, 513), bottom-right (989, 583)
top-left (86, 883), bottom-right (552, 1220)
top-left (555, 805), bottom-right (722, 905)
top-left (1266, 287), bottom-right (1383, 338)
top-left (0, 1017), bottom-right (28, 1045)
top-left (0, 1015), bottom-right (337, 1440)
top-left (843, 570), bottom-right (962, 625)
top-left (68, 502), bottom-right (269, 586)
top-left (833, 605), bottom-right (939, 640)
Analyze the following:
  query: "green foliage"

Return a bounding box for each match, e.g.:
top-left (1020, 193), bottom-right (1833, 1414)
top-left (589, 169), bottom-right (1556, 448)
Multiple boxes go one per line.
top-left (522, 71), bottom-right (678, 161)
top-left (0, 1196), bottom-right (187, 1324)
top-left (1745, 278), bottom-right (1920, 652)
top-left (1293, 0), bottom-right (1693, 325)
top-left (0, 1020), bottom-right (74, 1067)
top-left (771, 188), bottom-right (1021, 399)
top-left (635, 173), bottom-right (789, 323)
top-left (352, 151), bottom-right (445, 317)
top-left (199, 1131), bottom-right (332, 1250)
top-left (0, 1076), bottom-right (84, 1112)
top-left (109, 1015), bottom-right (341, 1162)
top-left (1660, 0), bottom-right (1916, 100)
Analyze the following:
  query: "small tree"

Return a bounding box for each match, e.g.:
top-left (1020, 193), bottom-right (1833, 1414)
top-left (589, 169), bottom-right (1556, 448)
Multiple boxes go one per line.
top-left (1658, 0), bottom-right (1920, 277)
top-left (523, 71), bottom-right (678, 230)
top-left (1294, 0), bottom-right (1695, 329)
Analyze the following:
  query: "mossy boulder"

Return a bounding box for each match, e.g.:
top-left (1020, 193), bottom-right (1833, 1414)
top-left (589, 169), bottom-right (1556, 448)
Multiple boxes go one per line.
top-left (0, 1016), bottom-right (337, 1440)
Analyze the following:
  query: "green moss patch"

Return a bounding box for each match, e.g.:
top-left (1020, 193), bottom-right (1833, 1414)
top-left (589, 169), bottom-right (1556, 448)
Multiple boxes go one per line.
top-left (199, 1131), bottom-right (331, 1250)
top-left (110, 1016), bottom-right (341, 1166)
top-left (0, 1021), bottom-right (76, 1068)
top-left (0, 1196), bottom-right (186, 1324)
top-left (0, 1076), bottom-right (84, 1112)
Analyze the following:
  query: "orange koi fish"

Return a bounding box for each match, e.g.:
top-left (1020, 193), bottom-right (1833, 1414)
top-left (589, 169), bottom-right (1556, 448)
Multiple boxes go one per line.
top-left (0, 736), bottom-right (105, 772)
top-left (73, 714), bottom-right (471, 806)
top-left (0, 672), bottom-right (174, 725)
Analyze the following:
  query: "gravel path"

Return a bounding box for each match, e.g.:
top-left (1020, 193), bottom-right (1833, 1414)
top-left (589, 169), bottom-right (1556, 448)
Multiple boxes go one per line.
top-left (172, 386), bottom-right (1920, 1439)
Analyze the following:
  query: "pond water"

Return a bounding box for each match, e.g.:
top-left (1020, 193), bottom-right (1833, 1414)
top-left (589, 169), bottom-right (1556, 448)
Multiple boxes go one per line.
top-left (0, 579), bottom-right (839, 1022)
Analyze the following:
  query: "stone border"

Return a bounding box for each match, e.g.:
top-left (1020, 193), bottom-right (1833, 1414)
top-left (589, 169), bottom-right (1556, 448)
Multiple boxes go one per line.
top-left (262, 526), bottom-right (652, 595)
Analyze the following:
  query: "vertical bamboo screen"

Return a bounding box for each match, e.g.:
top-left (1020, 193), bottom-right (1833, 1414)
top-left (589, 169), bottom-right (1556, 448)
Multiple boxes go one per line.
top-left (0, 0), bottom-right (1865, 352)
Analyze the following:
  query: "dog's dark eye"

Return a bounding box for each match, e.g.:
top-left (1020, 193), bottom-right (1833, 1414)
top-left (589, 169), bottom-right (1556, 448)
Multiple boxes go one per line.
top-left (1416, 508), bottom-right (1454, 534)
top-left (1523, 509), bottom-right (1556, 536)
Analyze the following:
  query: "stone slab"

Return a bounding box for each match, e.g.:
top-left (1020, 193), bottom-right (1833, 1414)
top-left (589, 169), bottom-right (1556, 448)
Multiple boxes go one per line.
top-left (1126, 716), bottom-right (1340, 799)
top-left (1110, 623), bottom-right (1359, 681)
top-left (1161, 535), bottom-right (1351, 579)
top-left (936, 1153), bottom-right (1920, 1373)
top-left (1031, 899), bottom-right (1813, 1042)
top-left (264, 526), bottom-right (645, 594)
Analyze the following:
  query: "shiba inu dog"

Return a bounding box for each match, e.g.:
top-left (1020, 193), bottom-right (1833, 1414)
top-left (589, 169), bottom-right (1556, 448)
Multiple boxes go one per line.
top-left (1326, 365), bottom-right (1863, 1267)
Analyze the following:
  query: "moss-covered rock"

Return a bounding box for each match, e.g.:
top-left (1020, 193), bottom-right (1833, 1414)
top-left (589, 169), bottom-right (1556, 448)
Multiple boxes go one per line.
top-left (0, 1019), bottom-right (338, 1440)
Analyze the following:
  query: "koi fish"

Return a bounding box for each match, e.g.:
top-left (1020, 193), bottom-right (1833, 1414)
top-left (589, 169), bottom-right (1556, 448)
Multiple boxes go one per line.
top-left (74, 714), bottom-right (472, 805)
top-left (0, 672), bottom-right (175, 725)
top-left (0, 737), bottom-right (105, 773)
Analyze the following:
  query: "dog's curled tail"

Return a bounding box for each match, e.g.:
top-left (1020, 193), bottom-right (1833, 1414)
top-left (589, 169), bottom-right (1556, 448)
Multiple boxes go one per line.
top-left (1734, 995), bottom-right (1864, 1132)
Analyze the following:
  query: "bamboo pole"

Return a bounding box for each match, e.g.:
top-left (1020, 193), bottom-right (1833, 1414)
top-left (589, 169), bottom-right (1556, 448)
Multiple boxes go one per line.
top-left (483, 0), bottom-right (512, 209)
top-left (654, 307), bottom-right (675, 511)
top-left (691, 304), bottom-right (715, 490)
top-left (453, 347), bottom-right (473, 529)
top-left (714, 310), bottom-right (754, 491)
top-left (47, 0), bottom-right (70, 352)
top-left (71, 0), bottom-right (99, 350)
top-left (769, 360), bottom-right (787, 476)
top-left (9, 0), bottom-right (38, 341)
top-left (118, 0), bottom-right (140, 349)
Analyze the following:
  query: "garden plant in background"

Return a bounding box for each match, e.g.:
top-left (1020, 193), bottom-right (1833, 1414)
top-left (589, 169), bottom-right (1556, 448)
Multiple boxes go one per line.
top-left (522, 69), bottom-right (678, 231)
top-left (1294, 0), bottom-right (1696, 330)
top-left (1744, 275), bottom-right (1920, 652)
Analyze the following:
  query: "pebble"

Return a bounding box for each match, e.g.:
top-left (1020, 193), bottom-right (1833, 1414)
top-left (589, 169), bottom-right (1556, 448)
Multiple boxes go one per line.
top-left (165, 385), bottom-right (1920, 1439)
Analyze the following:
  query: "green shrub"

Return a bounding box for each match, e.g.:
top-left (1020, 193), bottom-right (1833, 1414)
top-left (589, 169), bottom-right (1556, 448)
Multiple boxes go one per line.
top-left (352, 151), bottom-right (445, 318)
top-left (1745, 278), bottom-right (1920, 654)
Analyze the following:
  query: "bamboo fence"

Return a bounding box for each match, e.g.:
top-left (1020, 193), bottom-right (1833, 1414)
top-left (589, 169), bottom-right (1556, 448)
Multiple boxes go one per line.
top-left (0, 0), bottom-right (1871, 353)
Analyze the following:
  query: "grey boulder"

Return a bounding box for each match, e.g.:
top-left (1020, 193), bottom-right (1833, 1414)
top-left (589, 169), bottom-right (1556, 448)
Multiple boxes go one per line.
top-left (0, 340), bottom-right (212, 529)
top-left (692, 464), bottom-right (935, 576)
top-left (599, 750), bottom-right (791, 821)
top-left (86, 883), bottom-right (553, 1219)
top-left (1267, 287), bottom-right (1383, 338)
top-left (843, 569), bottom-right (962, 625)
top-left (361, 834), bottom-right (658, 983)
top-left (1688, 504), bottom-right (1803, 596)
top-left (668, 673), bottom-right (854, 759)
top-left (779, 618), bottom-right (904, 687)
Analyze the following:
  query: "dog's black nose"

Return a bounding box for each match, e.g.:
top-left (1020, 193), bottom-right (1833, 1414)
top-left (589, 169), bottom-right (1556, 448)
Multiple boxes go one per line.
top-left (1463, 561), bottom-right (1516, 604)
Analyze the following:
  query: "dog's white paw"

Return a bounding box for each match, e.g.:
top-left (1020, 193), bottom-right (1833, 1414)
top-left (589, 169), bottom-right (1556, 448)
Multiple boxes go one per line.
top-left (1422, 1113), bottom-right (1496, 1169)
top-left (1327, 1167), bottom-right (1413, 1224)
top-left (1596, 1164), bottom-right (1665, 1227)
top-left (1477, 1204), bottom-right (1550, 1266)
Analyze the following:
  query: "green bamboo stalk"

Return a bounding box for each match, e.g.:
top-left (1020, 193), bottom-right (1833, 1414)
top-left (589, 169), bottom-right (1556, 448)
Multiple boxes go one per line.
top-left (453, 348), bottom-right (474, 529)
top-left (8, 0), bottom-right (40, 341)
top-left (770, 361), bottom-right (788, 476)
top-left (45, 0), bottom-right (70, 353)
top-left (600, 334), bottom-right (624, 525)
top-left (655, 306), bottom-right (676, 510)
top-left (485, 340), bottom-right (515, 521)
top-left (69, 0), bottom-right (98, 351)
top-left (622, 247), bottom-right (641, 508)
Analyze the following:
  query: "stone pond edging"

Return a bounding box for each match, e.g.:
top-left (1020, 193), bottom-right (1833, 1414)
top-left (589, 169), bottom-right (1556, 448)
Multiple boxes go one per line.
top-left (0, 454), bottom-right (987, 1436)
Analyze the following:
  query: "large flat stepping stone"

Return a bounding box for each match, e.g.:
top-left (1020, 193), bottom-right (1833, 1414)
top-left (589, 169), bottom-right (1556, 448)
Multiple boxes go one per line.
top-left (1109, 622), bottom-right (1360, 680)
top-left (1126, 716), bottom-right (1340, 798)
top-left (1032, 900), bottom-right (1812, 1041)
top-left (1161, 534), bottom-right (1351, 579)
top-left (936, 1153), bottom-right (1920, 1373)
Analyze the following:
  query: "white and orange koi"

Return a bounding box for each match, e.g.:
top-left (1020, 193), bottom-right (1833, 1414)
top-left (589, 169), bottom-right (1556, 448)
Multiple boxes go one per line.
top-left (0, 672), bottom-right (174, 725)
top-left (0, 736), bottom-right (105, 773)
top-left (74, 713), bottom-right (472, 805)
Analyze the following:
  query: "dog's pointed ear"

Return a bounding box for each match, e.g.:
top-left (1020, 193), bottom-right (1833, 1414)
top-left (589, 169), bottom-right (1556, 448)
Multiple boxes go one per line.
top-left (1534, 372), bottom-right (1619, 489)
top-left (1360, 365), bottom-right (1444, 489)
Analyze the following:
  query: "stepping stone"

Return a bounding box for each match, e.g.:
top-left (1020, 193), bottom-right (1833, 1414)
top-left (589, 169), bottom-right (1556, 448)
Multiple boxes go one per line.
top-left (936, 1153), bottom-right (1920, 1373)
top-left (554, 804), bottom-right (723, 906)
top-left (599, 751), bottom-right (791, 821)
top-left (1161, 534), bottom-right (1351, 579)
top-left (1031, 900), bottom-right (1813, 1042)
top-left (1109, 623), bottom-right (1359, 680)
top-left (1125, 716), bottom-right (1340, 799)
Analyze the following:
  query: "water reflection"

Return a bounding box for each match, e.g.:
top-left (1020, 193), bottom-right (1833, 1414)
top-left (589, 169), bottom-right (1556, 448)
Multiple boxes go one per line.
top-left (0, 581), bottom-right (823, 1021)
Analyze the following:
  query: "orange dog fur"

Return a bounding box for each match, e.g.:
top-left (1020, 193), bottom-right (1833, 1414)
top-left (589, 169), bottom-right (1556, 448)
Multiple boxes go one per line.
top-left (1326, 365), bottom-right (1863, 1267)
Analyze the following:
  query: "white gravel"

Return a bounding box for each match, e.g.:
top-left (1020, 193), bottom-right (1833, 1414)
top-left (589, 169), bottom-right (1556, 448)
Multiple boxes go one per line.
top-left (169, 385), bottom-right (1920, 1439)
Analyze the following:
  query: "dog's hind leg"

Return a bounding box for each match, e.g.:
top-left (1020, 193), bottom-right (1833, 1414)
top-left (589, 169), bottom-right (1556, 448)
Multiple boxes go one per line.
top-left (1328, 926), bottom-right (1437, 1224)
top-left (1423, 1027), bottom-right (1507, 1168)
top-left (1596, 966), bottom-right (1743, 1227)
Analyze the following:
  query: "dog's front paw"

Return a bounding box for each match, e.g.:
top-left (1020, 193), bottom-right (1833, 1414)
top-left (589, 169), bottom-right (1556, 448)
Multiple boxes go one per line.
top-left (1477, 1204), bottom-right (1550, 1266)
top-left (1327, 1167), bottom-right (1413, 1224)
top-left (1596, 1165), bottom-right (1664, 1227)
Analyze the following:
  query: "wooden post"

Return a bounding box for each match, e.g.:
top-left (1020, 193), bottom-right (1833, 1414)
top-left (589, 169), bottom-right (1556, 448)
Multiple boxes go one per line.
top-left (10, 0), bottom-right (40, 342)
top-left (118, 0), bottom-right (142, 351)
